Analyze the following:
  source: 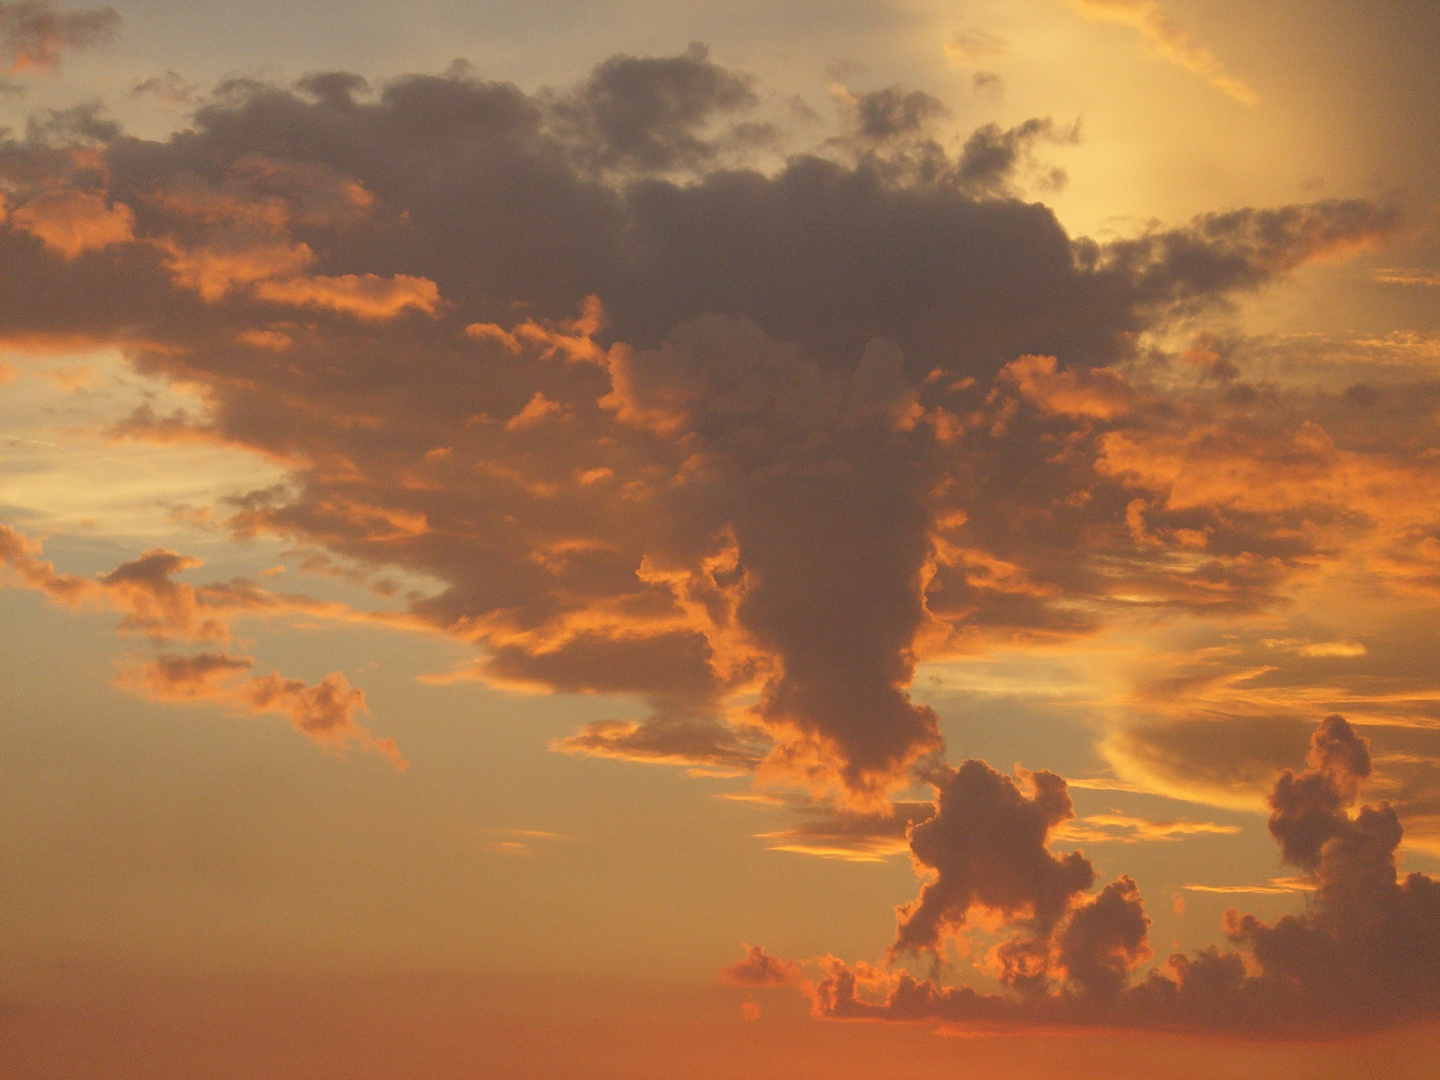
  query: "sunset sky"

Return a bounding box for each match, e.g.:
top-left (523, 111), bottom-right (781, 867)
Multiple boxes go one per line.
top-left (3, 2), bottom-right (1440, 1077)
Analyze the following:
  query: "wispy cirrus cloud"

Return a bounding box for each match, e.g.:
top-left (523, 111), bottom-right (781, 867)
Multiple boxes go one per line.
top-left (1062, 0), bottom-right (1259, 104)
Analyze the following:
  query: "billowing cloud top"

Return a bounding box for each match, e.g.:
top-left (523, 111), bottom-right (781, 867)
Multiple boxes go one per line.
top-left (0, 45), bottom-right (1409, 803)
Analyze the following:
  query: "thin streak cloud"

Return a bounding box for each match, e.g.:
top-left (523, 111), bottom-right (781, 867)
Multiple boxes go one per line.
top-left (1062, 0), bottom-right (1259, 104)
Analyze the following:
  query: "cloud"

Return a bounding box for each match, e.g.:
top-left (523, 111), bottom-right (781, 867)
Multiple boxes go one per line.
top-left (251, 272), bottom-right (442, 320)
top-left (792, 716), bottom-right (1440, 1033)
top-left (0, 525), bottom-right (401, 762)
top-left (844, 86), bottom-right (950, 145)
top-left (952, 118), bottom-right (1078, 196)
top-left (1054, 876), bottom-right (1151, 999)
top-left (480, 827), bottom-right (572, 856)
top-left (0, 524), bottom-right (350, 641)
top-left (1062, 0), bottom-right (1258, 104)
top-left (891, 761), bottom-right (1095, 974)
top-left (752, 799), bottom-right (935, 862)
top-left (1091, 593), bottom-right (1440, 854)
top-left (131, 69), bottom-right (198, 108)
top-left (8, 46), bottom-right (1440, 1036)
top-left (0, 1), bottom-right (118, 76)
top-left (945, 28), bottom-right (1007, 66)
top-left (0, 49), bottom-right (1409, 810)
top-left (548, 41), bottom-right (763, 174)
top-left (1182, 879), bottom-right (1309, 896)
top-left (1372, 268), bottom-right (1440, 287)
top-left (10, 188), bottom-right (134, 257)
top-left (1053, 812), bottom-right (1240, 844)
top-left (120, 651), bottom-right (405, 766)
top-left (1000, 353), bottom-right (1133, 420)
top-left (719, 945), bottom-right (798, 987)
top-left (551, 716), bottom-right (768, 774)
top-left (503, 391), bottom-right (565, 431)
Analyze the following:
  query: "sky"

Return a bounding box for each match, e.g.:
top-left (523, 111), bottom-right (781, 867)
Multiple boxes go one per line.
top-left (2, 1), bottom-right (1440, 1077)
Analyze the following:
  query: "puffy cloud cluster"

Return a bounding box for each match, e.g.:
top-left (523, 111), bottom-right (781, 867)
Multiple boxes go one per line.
top-left (789, 716), bottom-right (1440, 1033)
top-left (893, 761), bottom-right (1096, 963)
top-left (0, 524), bottom-right (345, 641)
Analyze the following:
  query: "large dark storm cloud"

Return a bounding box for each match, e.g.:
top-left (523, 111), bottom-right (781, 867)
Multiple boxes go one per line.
top-left (0, 46), bottom-right (1405, 801)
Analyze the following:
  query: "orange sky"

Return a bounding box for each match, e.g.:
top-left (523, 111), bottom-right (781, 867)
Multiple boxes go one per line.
top-left (2, 2), bottom-right (1440, 1076)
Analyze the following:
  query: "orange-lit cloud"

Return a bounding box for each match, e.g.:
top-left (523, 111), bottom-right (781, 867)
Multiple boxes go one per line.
top-left (10, 189), bottom-right (134, 257)
top-left (892, 761), bottom-right (1095, 960)
top-left (252, 273), bottom-right (441, 320)
top-left (944, 27), bottom-right (1006, 66)
top-left (0, 49), bottom-right (1417, 820)
top-left (0, 525), bottom-right (401, 762)
top-left (0, 525), bottom-right (350, 642)
top-left (1062, 0), bottom-right (1258, 104)
top-left (1000, 353), bottom-right (1134, 420)
top-left (751, 799), bottom-right (935, 862)
top-left (161, 237), bottom-right (316, 301)
top-left (719, 945), bottom-right (798, 987)
top-left (119, 651), bottom-right (405, 766)
top-left (0, 0), bottom-right (118, 76)
top-left (4, 44), bottom-right (1440, 1041)
top-left (1053, 812), bottom-right (1241, 844)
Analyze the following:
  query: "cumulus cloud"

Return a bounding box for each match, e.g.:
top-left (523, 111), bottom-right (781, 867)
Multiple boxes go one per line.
top-left (788, 716), bottom-right (1440, 1033)
top-left (548, 41), bottom-right (765, 174)
top-left (0, 525), bottom-right (348, 641)
top-left (4, 43), bottom-right (1439, 1037)
top-left (893, 761), bottom-right (1095, 959)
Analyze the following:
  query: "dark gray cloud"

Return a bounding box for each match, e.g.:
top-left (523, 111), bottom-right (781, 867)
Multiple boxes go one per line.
top-left (848, 85), bottom-right (949, 143)
top-left (548, 41), bottom-right (764, 174)
top-left (893, 760), bottom-right (1095, 958)
top-left (801, 716), bottom-right (1440, 1033)
top-left (0, 48), bottom-right (1407, 803)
